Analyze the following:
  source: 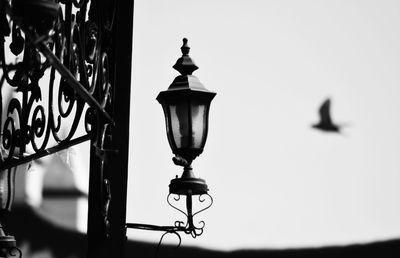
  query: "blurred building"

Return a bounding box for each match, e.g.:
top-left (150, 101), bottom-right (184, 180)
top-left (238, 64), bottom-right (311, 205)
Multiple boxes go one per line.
top-left (14, 143), bottom-right (90, 233)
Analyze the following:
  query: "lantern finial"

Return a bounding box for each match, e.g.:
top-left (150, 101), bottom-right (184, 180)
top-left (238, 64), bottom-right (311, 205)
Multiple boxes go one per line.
top-left (181, 38), bottom-right (189, 55)
top-left (173, 38), bottom-right (198, 75)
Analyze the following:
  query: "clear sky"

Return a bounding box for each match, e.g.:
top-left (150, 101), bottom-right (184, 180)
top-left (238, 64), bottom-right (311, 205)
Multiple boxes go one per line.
top-left (127, 0), bottom-right (400, 251)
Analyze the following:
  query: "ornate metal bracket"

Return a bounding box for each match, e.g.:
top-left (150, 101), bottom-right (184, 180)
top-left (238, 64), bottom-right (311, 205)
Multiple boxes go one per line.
top-left (167, 192), bottom-right (213, 238)
top-left (126, 192), bottom-right (213, 243)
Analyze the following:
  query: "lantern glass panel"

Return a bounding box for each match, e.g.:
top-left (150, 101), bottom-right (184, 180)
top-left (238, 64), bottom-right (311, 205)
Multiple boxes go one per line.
top-left (167, 99), bottom-right (209, 150)
top-left (191, 101), bottom-right (207, 148)
top-left (170, 101), bottom-right (190, 149)
top-left (161, 103), bottom-right (175, 151)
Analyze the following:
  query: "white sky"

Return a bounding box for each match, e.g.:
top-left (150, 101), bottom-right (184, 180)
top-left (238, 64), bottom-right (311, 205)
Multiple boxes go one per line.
top-left (127, 0), bottom-right (400, 251)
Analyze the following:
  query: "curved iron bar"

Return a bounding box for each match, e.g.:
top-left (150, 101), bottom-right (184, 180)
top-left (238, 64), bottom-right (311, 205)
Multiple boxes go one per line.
top-left (8, 246), bottom-right (22, 258)
top-left (153, 231), bottom-right (181, 258)
top-left (183, 194), bottom-right (213, 238)
top-left (126, 222), bottom-right (183, 258)
top-left (192, 193), bottom-right (213, 217)
top-left (126, 223), bottom-right (183, 258)
top-left (165, 192), bottom-right (214, 238)
top-left (182, 219), bottom-right (204, 238)
top-left (167, 193), bottom-right (187, 217)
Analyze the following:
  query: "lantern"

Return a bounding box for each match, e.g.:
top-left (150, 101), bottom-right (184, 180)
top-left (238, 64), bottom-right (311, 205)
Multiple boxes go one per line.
top-left (157, 38), bottom-right (215, 167)
top-left (157, 38), bottom-right (216, 237)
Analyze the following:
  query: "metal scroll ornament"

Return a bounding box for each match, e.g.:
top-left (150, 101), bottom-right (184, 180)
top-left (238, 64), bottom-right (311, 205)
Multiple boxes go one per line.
top-left (167, 192), bottom-right (213, 238)
top-left (1, 0), bottom-right (118, 255)
top-left (0, 0), bottom-right (115, 169)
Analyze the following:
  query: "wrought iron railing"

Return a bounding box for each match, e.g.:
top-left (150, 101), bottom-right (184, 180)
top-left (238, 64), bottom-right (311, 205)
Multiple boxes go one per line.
top-left (0, 0), bottom-right (114, 168)
top-left (0, 0), bottom-right (133, 257)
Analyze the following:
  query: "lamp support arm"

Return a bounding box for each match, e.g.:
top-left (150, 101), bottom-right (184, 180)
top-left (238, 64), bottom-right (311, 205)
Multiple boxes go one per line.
top-left (126, 223), bottom-right (185, 232)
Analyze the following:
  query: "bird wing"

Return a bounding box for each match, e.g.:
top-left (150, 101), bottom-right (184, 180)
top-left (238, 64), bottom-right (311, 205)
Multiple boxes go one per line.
top-left (319, 98), bottom-right (333, 125)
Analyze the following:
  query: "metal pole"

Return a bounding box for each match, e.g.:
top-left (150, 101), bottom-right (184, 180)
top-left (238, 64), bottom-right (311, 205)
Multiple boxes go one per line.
top-left (87, 118), bottom-right (107, 258)
top-left (87, 0), bottom-right (134, 257)
top-left (104, 0), bottom-right (134, 257)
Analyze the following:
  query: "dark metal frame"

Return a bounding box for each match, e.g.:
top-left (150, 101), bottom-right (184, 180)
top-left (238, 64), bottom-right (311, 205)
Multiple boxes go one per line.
top-left (0, 0), bottom-right (133, 257)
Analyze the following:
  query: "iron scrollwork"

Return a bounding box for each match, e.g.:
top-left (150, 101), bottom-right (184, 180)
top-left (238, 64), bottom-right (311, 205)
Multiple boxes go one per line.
top-left (167, 192), bottom-right (213, 238)
top-left (126, 192), bottom-right (213, 247)
top-left (6, 246), bottom-right (22, 258)
top-left (1, 0), bottom-right (118, 254)
top-left (0, 0), bottom-right (115, 169)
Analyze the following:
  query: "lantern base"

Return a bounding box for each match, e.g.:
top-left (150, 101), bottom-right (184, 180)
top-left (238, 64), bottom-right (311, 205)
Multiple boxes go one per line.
top-left (169, 167), bottom-right (209, 195)
top-left (0, 235), bottom-right (16, 248)
top-left (0, 227), bottom-right (16, 249)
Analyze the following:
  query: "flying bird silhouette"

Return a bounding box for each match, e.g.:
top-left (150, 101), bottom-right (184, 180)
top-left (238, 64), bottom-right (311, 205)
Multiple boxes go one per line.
top-left (312, 98), bottom-right (342, 133)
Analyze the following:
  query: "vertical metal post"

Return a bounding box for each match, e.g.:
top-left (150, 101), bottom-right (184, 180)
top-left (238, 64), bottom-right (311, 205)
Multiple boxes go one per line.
top-left (104, 0), bottom-right (134, 257)
top-left (87, 117), bottom-right (107, 258)
top-left (87, 0), bottom-right (134, 257)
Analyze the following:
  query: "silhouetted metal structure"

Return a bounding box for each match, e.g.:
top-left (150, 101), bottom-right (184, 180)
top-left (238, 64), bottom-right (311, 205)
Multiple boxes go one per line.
top-left (0, 0), bottom-right (133, 257)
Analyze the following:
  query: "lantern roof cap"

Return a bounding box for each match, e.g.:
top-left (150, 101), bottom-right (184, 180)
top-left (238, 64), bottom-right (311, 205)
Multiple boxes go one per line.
top-left (173, 38), bottom-right (199, 75)
top-left (157, 74), bottom-right (216, 104)
top-left (169, 75), bottom-right (206, 91)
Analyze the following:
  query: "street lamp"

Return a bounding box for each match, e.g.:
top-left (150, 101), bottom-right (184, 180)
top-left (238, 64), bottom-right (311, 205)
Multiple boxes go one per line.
top-left (157, 38), bottom-right (216, 237)
top-left (127, 38), bottom-right (216, 240)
